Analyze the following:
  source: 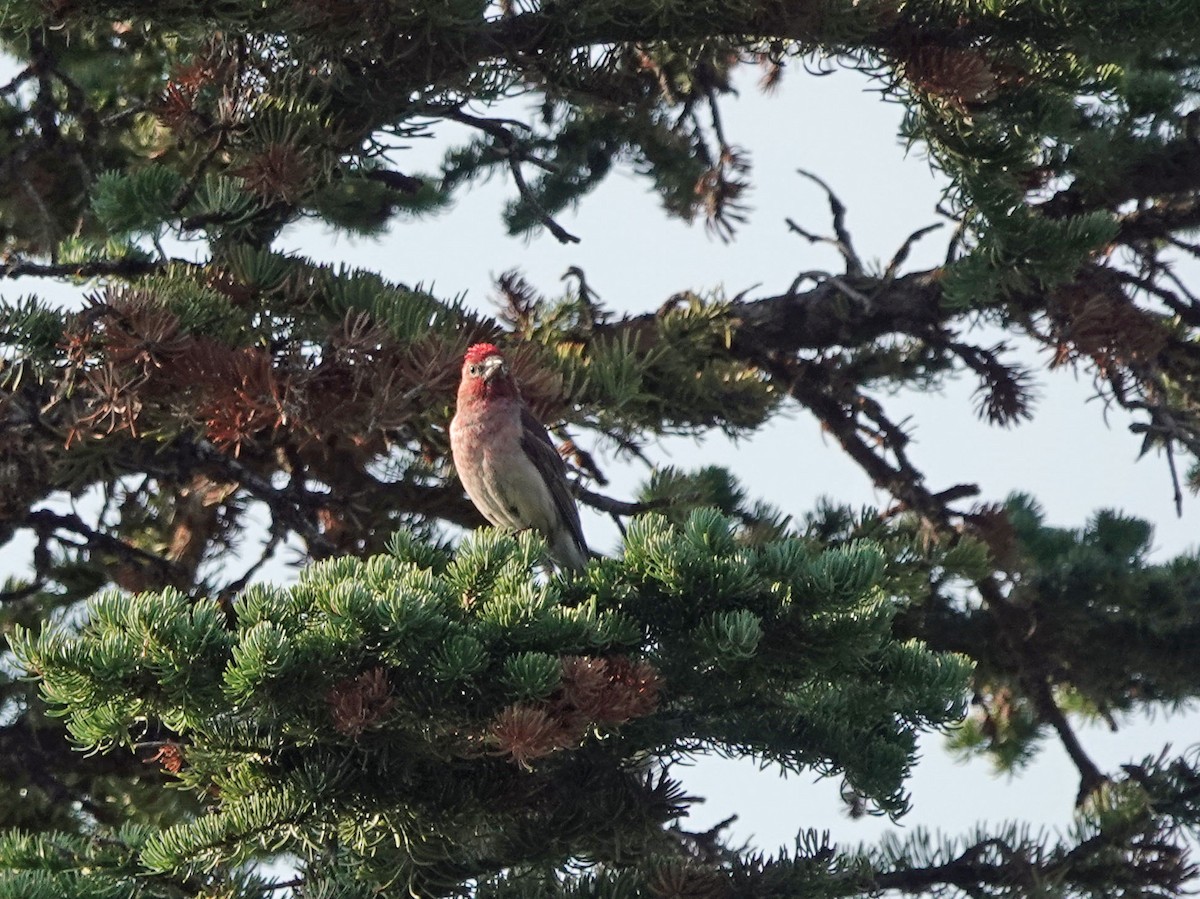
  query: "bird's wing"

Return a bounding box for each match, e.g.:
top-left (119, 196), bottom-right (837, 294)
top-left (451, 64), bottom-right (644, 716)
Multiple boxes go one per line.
top-left (519, 406), bottom-right (588, 555)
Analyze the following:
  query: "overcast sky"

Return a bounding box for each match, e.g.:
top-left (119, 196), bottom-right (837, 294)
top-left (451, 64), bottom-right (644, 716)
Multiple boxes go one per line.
top-left (274, 65), bottom-right (1199, 848)
top-left (3, 57), bottom-right (1196, 852)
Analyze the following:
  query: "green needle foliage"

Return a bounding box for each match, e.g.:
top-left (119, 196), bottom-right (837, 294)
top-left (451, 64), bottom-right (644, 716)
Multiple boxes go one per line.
top-left (10, 513), bottom-right (970, 895)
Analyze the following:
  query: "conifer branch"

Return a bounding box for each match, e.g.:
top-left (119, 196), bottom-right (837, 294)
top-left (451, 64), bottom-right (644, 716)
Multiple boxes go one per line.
top-left (505, 155), bottom-right (582, 245)
top-left (873, 837), bottom-right (1034, 895)
top-left (0, 257), bottom-right (163, 280)
top-left (25, 508), bottom-right (180, 586)
top-left (1113, 269), bottom-right (1200, 327)
top-left (181, 438), bottom-right (486, 552)
top-left (1116, 196), bottom-right (1200, 245)
top-left (186, 438), bottom-right (334, 557)
top-left (867, 826), bottom-right (1192, 898)
top-left (171, 134), bottom-right (227, 214)
top-left (1023, 673), bottom-right (1109, 803)
top-left (0, 579), bottom-right (46, 604)
top-left (606, 269), bottom-right (946, 353)
top-left (0, 4), bottom-right (1198, 896)
top-left (0, 66), bottom-right (32, 96)
top-left (756, 351), bottom-right (1111, 805)
top-left (572, 483), bottom-right (661, 518)
top-left (775, 358), bottom-right (955, 530)
top-left (1038, 135), bottom-right (1200, 219)
top-left (444, 108), bottom-right (580, 244)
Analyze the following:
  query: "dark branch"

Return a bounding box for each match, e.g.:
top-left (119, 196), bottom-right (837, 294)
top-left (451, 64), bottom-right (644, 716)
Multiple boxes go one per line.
top-left (25, 508), bottom-right (180, 583)
top-left (0, 257), bottom-right (163, 280)
top-left (604, 268), bottom-right (945, 355)
top-left (1038, 136), bottom-right (1200, 220)
top-left (794, 169), bottom-right (864, 277)
top-left (573, 483), bottom-right (661, 518)
top-left (444, 108), bottom-right (580, 245)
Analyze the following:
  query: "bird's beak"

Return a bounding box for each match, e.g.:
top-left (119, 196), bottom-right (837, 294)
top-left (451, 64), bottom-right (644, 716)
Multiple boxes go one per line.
top-left (480, 356), bottom-right (507, 381)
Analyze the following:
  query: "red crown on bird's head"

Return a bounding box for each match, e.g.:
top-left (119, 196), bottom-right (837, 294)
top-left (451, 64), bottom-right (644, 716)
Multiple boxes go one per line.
top-left (464, 343), bottom-right (504, 365)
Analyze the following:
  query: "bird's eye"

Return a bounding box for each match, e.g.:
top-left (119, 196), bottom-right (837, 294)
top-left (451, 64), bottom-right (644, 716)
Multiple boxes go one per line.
top-left (468, 364), bottom-right (480, 376)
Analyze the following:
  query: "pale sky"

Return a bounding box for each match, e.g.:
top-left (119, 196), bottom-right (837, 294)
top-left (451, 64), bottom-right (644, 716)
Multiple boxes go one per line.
top-left (276, 66), bottom-right (1200, 848)
top-left (2, 57), bottom-right (1196, 853)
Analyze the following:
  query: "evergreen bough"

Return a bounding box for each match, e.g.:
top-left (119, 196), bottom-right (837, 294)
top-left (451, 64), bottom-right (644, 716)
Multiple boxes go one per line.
top-left (11, 511), bottom-right (971, 896)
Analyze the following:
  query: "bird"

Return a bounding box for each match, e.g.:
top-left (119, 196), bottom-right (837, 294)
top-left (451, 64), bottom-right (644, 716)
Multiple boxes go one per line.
top-left (449, 342), bottom-right (589, 571)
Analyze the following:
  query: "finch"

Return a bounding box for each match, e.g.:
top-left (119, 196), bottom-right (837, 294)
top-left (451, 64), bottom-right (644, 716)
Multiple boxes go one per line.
top-left (449, 343), bottom-right (589, 571)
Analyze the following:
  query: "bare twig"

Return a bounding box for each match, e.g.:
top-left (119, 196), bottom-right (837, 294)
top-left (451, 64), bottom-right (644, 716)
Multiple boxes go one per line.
top-left (1164, 233), bottom-right (1200, 258)
top-left (885, 222), bottom-right (943, 281)
top-left (1023, 673), bottom-right (1109, 802)
top-left (16, 175), bottom-right (56, 255)
top-left (704, 87), bottom-right (730, 151)
top-left (784, 269), bottom-right (874, 310)
top-left (0, 66), bottom-right (32, 96)
top-left (218, 523), bottom-right (285, 599)
top-left (1166, 437), bottom-right (1184, 517)
top-left (795, 168), bottom-right (864, 276)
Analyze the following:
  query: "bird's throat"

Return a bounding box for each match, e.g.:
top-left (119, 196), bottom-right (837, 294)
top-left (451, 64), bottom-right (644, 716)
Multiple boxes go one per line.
top-left (470, 376), bottom-right (518, 403)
